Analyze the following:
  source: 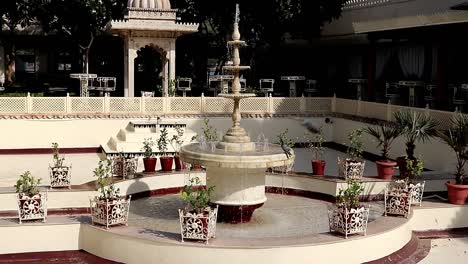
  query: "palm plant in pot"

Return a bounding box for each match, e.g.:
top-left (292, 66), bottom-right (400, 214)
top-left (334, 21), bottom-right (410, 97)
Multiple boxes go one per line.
top-left (142, 138), bottom-right (156, 173)
top-left (49, 142), bottom-right (72, 188)
top-left (15, 171), bottom-right (47, 223)
top-left (364, 124), bottom-right (400, 179)
top-left (328, 179), bottom-right (369, 238)
top-left (394, 111), bottom-right (438, 178)
top-left (338, 129), bottom-right (365, 179)
top-left (179, 177), bottom-right (218, 244)
top-left (158, 127), bottom-right (173, 171)
top-left (437, 114), bottom-right (468, 205)
top-left (90, 160), bottom-right (131, 229)
top-left (305, 129), bottom-right (326, 176)
top-left (171, 125), bottom-right (186, 171)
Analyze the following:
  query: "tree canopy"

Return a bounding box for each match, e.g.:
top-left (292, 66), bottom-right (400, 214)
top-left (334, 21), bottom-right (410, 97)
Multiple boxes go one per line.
top-left (174, 0), bottom-right (347, 46)
top-left (33, 0), bottom-right (127, 72)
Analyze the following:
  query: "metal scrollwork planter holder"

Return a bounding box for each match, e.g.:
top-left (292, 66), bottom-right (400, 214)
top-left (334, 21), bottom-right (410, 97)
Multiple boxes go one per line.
top-left (179, 205), bottom-right (218, 244)
top-left (328, 205), bottom-right (370, 239)
top-left (90, 196), bottom-right (131, 229)
top-left (49, 165), bottom-right (72, 189)
top-left (384, 187), bottom-right (412, 218)
top-left (17, 193), bottom-right (48, 224)
top-left (112, 157), bottom-right (138, 179)
top-left (408, 181), bottom-right (425, 206)
top-left (338, 157), bottom-right (366, 180)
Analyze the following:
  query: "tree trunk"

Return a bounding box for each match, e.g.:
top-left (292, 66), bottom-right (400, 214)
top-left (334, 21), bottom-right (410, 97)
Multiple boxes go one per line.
top-left (406, 142), bottom-right (415, 160)
top-left (4, 43), bottom-right (15, 85)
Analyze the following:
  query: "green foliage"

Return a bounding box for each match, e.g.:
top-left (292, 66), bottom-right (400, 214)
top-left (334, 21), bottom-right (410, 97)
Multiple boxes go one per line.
top-left (157, 127), bottom-right (170, 156)
top-left (51, 142), bottom-right (65, 167)
top-left (171, 125), bottom-right (185, 154)
top-left (180, 177), bottom-right (215, 213)
top-left (15, 171), bottom-right (41, 197)
top-left (438, 114), bottom-right (468, 184)
top-left (346, 129), bottom-right (364, 161)
top-left (394, 111), bottom-right (438, 160)
top-left (337, 179), bottom-right (364, 209)
top-left (304, 128), bottom-right (325, 161)
top-left (94, 160), bottom-right (120, 200)
top-left (34, 0), bottom-right (126, 72)
top-left (406, 159), bottom-right (424, 181)
top-left (277, 128), bottom-right (295, 148)
top-left (141, 138), bottom-right (155, 158)
top-left (202, 119), bottom-right (218, 142)
top-left (364, 124), bottom-right (400, 160)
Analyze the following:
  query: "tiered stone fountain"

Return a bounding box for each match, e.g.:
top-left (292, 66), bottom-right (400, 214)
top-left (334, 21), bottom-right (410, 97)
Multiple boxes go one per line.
top-left (180, 5), bottom-right (294, 223)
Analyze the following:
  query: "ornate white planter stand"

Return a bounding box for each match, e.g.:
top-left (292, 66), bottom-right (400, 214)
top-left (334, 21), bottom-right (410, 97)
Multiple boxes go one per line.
top-left (408, 181), bottom-right (425, 206)
top-left (112, 157), bottom-right (138, 179)
top-left (338, 157), bottom-right (365, 179)
top-left (49, 165), bottom-right (72, 188)
top-left (328, 206), bottom-right (370, 239)
top-left (384, 187), bottom-right (412, 218)
top-left (179, 206), bottom-right (218, 244)
top-left (90, 196), bottom-right (131, 229)
top-left (17, 193), bottom-right (47, 224)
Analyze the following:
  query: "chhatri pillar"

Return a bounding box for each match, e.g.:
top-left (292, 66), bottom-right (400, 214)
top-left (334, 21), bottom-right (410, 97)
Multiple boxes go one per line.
top-left (110, 0), bottom-right (198, 97)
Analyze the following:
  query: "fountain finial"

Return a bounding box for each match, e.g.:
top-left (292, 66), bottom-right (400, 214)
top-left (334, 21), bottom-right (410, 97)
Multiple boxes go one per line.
top-left (235, 4), bottom-right (240, 24)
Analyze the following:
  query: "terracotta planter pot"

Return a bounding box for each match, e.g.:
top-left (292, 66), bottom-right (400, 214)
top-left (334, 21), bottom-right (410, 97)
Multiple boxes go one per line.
top-left (143, 157), bottom-right (157, 173)
top-left (311, 160), bottom-right (326, 176)
top-left (160, 157), bottom-right (174, 172)
top-left (446, 181), bottom-right (468, 205)
top-left (376, 160), bottom-right (397, 180)
top-left (174, 156), bottom-right (185, 171)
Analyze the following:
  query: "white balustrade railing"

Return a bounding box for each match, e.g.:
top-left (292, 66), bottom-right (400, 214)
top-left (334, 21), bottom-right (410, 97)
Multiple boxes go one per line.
top-left (343, 0), bottom-right (410, 10)
top-left (0, 94), bottom-right (333, 116)
top-left (0, 94), bottom-right (460, 129)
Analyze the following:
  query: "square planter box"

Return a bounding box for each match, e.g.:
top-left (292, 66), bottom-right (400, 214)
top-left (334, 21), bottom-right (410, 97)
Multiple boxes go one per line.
top-left (408, 181), bottom-right (425, 206)
top-left (328, 205), bottom-right (370, 239)
top-left (90, 196), bottom-right (131, 229)
top-left (179, 206), bottom-right (218, 244)
top-left (17, 193), bottom-right (47, 224)
top-left (338, 158), bottom-right (365, 180)
top-left (49, 165), bottom-right (72, 189)
top-left (384, 187), bottom-right (412, 218)
top-left (112, 157), bottom-right (138, 179)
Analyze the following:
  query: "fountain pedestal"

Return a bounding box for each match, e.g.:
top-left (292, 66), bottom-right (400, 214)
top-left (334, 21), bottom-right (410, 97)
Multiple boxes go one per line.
top-left (208, 167), bottom-right (266, 223)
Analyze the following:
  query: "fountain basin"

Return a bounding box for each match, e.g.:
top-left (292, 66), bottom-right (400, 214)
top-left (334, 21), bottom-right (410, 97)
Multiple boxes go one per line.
top-left (180, 143), bottom-right (294, 223)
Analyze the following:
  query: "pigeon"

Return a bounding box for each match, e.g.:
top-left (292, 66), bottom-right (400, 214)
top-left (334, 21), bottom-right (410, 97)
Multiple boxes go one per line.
top-left (302, 119), bottom-right (321, 134)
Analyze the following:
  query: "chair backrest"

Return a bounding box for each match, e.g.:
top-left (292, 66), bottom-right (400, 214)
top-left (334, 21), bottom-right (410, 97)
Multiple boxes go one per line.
top-left (385, 82), bottom-right (399, 96)
top-left (141, 91), bottom-right (155, 97)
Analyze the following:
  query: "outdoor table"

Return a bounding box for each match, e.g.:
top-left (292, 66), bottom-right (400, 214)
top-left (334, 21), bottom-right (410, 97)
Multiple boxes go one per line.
top-left (70, 73), bottom-right (97, 97)
top-left (281, 76), bottom-right (305, 97)
top-left (398, 81), bottom-right (424, 107)
top-left (348, 78), bottom-right (367, 100)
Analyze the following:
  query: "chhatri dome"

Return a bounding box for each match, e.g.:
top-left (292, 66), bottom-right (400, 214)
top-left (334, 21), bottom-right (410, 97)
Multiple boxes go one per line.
top-left (128, 0), bottom-right (171, 9)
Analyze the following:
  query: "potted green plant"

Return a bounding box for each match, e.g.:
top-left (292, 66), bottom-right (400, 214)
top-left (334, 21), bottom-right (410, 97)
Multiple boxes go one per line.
top-left (338, 129), bottom-right (365, 179)
top-left (364, 124), bottom-right (400, 179)
top-left (276, 128), bottom-right (295, 173)
top-left (171, 125), bottom-right (186, 171)
top-left (142, 138), bottom-right (156, 173)
top-left (328, 178), bottom-right (369, 238)
top-left (305, 129), bottom-right (326, 176)
top-left (49, 142), bottom-right (72, 188)
top-left (178, 177), bottom-right (218, 244)
top-left (15, 171), bottom-right (47, 223)
top-left (438, 114), bottom-right (468, 204)
top-left (90, 160), bottom-right (131, 229)
top-left (158, 127), bottom-right (174, 172)
top-left (394, 111), bottom-right (438, 177)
